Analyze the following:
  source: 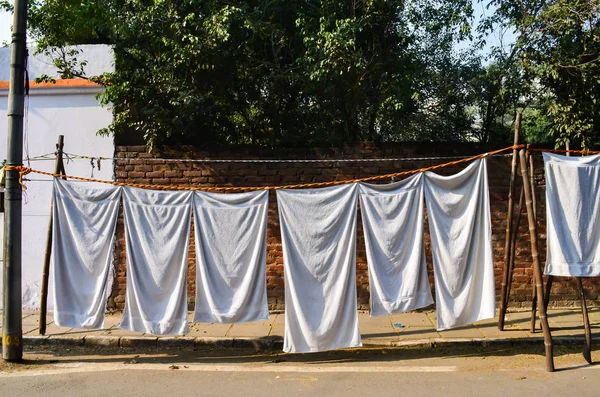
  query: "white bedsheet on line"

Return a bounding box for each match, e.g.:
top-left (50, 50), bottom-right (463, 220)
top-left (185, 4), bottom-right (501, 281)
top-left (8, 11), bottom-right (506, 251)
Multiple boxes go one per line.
top-left (119, 187), bottom-right (192, 335)
top-left (52, 179), bottom-right (121, 329)
top-left (358, 174), bottom-right (433, 316)
top-left (192, 190), bottom-right (269, 323)
top-left (277, 184), bottom-right (362, 353)
top-left (544, 152), bottom-right (600, 277)
top-left (424, 158), bottom-right (496, 330)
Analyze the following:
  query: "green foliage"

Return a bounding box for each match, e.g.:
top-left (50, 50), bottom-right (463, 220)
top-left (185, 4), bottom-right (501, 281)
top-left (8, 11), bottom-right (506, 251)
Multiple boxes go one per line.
top-left (521, 106), bottom-right (553, 145)
top-left (481, 0), bottom-right (600, 149)
top-left (22, 0), bottom-right (486, 148)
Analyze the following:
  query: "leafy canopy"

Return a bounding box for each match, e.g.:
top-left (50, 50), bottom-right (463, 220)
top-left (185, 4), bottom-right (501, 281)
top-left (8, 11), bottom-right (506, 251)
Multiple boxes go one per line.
top-left (11, 0), bottom-right (486, 148)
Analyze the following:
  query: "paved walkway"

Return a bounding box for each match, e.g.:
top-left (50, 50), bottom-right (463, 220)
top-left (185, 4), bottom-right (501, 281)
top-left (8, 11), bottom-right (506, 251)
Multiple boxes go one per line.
top-left (2, 308), bottom-right (600, 349)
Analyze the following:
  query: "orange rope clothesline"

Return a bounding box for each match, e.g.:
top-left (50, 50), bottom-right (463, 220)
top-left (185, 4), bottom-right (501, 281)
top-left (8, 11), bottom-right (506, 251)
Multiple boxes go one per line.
top-left (3, 145), bottom-right (526, 192)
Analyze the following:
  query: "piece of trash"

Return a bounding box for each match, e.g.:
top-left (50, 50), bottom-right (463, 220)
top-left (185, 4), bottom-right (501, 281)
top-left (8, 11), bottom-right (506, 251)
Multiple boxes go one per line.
top-left (275, 375), bottom-right (282, 379)
top-left (393, 323), bottom-right (405, 329)
top-left (184, 366), bottom-right (189, 369)
top-left (169, 365), bottom-right (180, 370)
top-left (381, 350), bottom-right (388, 355)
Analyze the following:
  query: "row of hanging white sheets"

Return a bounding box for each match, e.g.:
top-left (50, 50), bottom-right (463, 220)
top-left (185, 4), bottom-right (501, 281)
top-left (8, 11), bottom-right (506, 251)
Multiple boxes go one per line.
top-left (278, 157), bottom-right (495, 352)
top-left (52, 181), bottom-right (270, 334)
top-left (543, 152), bottom-right (600, 277)
top-left (51, 157), bottom-right (495, 352)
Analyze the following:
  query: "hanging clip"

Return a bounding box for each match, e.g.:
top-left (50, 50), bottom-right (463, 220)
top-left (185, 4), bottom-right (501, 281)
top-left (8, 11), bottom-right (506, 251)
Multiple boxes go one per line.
top-left (90, 158), bottom-right (95, 178)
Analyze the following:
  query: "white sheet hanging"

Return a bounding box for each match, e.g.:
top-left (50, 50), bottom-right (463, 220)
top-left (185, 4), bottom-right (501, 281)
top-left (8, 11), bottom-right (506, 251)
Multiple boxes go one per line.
top-left (544, 153), bottom-right (600, 277)
top-left (192, 190), bottom-right (269, 323)
top-left (277, 184), bottom-right (361, 353)
top-left (359, 174), bottom-right (433, 316)
top-left (52, 179), bottom-right (121, 329)
top-left (119, 187), bottom-right (192, 335)
top-left (424, 158), bottom-right (495, 330)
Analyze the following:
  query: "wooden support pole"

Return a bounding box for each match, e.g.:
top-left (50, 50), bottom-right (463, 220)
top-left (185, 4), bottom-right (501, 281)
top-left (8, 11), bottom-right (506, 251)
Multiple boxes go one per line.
top-left (529, 148), bottom-right (537, 223)
top-left (499, 113), bottom-right (521, 331)
top-left (543, 275), bottom-right (553, 311)
top-left (528, 149), bottom-right (540, 333)
top-left (39, 135), bottom-right (65, 335)
top-left (577, 277), bottom-right (592, 364)
top-left (519, 149), bottom-right (554, 372)
top-left (506, 186), bottom-right (524, 309)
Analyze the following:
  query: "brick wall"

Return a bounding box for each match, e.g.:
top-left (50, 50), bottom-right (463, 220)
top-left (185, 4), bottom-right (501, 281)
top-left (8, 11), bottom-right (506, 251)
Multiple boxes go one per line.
top-left (110, 143), bottom-right (600, 312)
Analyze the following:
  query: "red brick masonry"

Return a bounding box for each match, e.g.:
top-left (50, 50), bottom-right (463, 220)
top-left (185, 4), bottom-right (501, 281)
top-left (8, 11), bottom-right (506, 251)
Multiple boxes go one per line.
top-left (110, 143), bottom-right (599, 311)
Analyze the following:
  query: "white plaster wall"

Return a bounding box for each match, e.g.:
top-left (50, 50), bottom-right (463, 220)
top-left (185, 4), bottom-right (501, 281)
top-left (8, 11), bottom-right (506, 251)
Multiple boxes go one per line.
top-left (0, 45), bottom-right (115, 310)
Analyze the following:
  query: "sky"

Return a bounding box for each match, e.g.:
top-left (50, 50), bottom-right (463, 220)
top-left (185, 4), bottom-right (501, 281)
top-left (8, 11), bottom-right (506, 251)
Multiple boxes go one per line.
top-left (1, 9), bottom-right (12, 46)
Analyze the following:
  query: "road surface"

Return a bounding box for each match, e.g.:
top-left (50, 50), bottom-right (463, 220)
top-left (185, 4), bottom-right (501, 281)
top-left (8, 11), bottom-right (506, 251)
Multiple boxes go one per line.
top-left (1, 344), bottom-right (598, 396)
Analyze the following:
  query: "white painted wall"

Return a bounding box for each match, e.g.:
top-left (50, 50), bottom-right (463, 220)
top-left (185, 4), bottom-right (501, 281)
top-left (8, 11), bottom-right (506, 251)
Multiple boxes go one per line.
top-left (0, 45), bottom-right (115, 310)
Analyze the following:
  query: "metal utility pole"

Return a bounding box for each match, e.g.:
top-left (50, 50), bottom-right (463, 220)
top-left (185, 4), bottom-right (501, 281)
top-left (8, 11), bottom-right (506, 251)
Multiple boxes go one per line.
top-left (3, 0), bottom-right (28, 361)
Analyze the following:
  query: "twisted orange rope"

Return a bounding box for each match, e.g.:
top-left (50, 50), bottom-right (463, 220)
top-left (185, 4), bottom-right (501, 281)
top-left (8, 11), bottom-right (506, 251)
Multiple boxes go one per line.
top-left (3, 145), bottom-right (525, 192)
top-left (2, 165), bottom-right (32, 190)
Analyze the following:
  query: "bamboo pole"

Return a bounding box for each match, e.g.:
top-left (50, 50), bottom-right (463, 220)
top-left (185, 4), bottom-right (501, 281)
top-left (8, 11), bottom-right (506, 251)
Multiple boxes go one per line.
top-left (499, 113), bottom-right (521, 331)
top-left (528, 149), bottom-right (540, 332)
top-left (529, 149), bottom-right (537, 223)
top-left (39, 135), bottom-right (65, 335)
top-left (577, 277), bottom-right (592, 364)
top-left (519, 149), bottom-right (554, 372)
top-left (543, 275), bottom-right (553, 311)
top-left (506, 186), bottom-right (524, 309)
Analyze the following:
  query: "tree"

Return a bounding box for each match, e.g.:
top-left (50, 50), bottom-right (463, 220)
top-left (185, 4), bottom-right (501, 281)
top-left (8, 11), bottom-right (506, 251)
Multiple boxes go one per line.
top-left (5, 0), bottom-right (480, 148)
top-left (480, 0), bottom-right (600, 148)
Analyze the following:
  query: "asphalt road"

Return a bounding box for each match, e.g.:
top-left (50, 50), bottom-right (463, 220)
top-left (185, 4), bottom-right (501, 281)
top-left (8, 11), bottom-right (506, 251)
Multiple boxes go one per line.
top-left (1, 345), bottom-right (599, 396)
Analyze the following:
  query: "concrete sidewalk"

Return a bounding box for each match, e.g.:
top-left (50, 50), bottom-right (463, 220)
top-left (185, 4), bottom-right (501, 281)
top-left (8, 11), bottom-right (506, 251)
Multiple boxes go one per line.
top-left (3, 308), bottom-right (600, 350)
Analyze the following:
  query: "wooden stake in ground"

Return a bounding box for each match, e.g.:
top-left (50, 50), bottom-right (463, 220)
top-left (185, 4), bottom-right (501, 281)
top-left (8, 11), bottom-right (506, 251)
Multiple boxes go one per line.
top-left (505, 185), bottom-right (523, 315)
top-left (528, 149), bottom-right (540, 333)
top-left (577, 277), bottom-right (592, 364)
top-left (498, 113), bottom-right (521, 331)
top-left (39, 135), bottom-right (66, 335)
top-left (519, 149), bottom-right (554, 372)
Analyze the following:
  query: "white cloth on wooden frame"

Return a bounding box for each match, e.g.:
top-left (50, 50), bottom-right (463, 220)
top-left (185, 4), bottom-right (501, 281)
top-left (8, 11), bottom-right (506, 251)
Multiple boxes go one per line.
top-left (424, 158), bottom-right (495, 330)
top-left (277, 184), bottom-right (361, 353)
top-left (544, 152), bottom-right (600, 277)
top-left (358, 174), bottom-right (433, 316)
top-left (52, 179), bottom-right (121, 329)
top-left (119, 187), bottom-right (192, 335)
top-left (192, 190), bottom-right (269, 323)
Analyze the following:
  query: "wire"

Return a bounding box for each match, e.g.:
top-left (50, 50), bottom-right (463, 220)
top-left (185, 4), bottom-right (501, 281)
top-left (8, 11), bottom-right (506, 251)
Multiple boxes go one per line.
top-left (62, 152), bottom-right (513, 163)
top-left (5, 145), bottom-right (525, 192)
